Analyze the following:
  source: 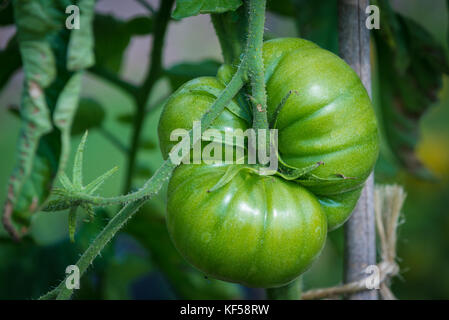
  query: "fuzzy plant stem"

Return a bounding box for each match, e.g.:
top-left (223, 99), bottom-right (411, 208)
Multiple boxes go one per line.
top-left (245, 0), bottom-right (269, 134)
top-left (40, 199), bottom-right (145, 300)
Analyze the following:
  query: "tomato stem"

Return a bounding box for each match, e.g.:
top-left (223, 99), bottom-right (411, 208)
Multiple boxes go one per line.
top-left (246, 0), bottom-right (269, 134)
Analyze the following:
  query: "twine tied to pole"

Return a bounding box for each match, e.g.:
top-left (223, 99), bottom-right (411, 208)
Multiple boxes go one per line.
top-left (301, 184), bottom-right (406, 300)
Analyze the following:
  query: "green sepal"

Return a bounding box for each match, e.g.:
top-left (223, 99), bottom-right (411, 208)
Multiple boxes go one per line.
top-left (73, 131), bottom-right (88, 189)
top-left (68, 206), bottom-right (78, 243)
top-left (188, 85), bottom-right (251, 123)
top-left (276, 161), bottom-right (324, 181)
top-left (269, 89), bottom-right (298, 128)
top-left (84, 166), bottom-right (119, 195)
top-left (207, 164), bottom-right (260, 193)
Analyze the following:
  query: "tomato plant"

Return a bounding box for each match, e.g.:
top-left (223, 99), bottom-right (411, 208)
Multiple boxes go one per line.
top-left (1, 0), bottom-right (446, 300)
top-left (158, 38), bottom-right (378, 287)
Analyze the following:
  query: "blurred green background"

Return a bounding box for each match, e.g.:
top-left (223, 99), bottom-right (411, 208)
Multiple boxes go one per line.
top-left (1, 0), bottom-right (449, 299)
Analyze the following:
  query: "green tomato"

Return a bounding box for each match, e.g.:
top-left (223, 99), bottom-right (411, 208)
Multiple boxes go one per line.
top-left (158, 38), bottom-right (379, 288)
top-left (167, 163), bottom-right (327, 288)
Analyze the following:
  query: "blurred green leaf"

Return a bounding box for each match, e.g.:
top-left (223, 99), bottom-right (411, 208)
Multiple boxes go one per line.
top-left (3, 0), bottom-right (60, 237)
top-left (135, 164), bottom-right (152, 179)
top-left (292, 0), bottom-right (338, 53)
top-left (0, 208), bottom-right (113, 299)
top-left (266, 0), bottom-right (296, 17)
top-left (0, 0), bottom-right (14, 25)
top-left (266, 0), bottom-right (338, 53)
top-left (116, 112), bottom-right (134, 124)
top-left (103, 254), bottom-right (152, 299)
top-left (94, 14), bottom-right (153, 73)
top-left (172, 0), bottom-right (243, 20)
top-left (373, 0), bottom-right (449, 175)
top-left (71, 97), bottom-right (106, 135)
top-left (165, 59), bottom-right (221, 90)
top-left (13, 0), bottom-right (61, 40)
top-left (0, 239), bottom-right (79, 299)
top-left (3, 1), bottom-right (95, 238)
top-left (125, 16), bottom-right (153, 35)
top-left (140, 139), bottom-right (157, 150)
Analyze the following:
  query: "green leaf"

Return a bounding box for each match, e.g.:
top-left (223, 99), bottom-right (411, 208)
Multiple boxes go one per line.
top-left (125, 16), bottom-right (153, 35)
top-left (2, 1), bottom-right (95, 239)
top-left (290, 0), bottom-right (338, 53)
top-left (13, 0), bottom-right (61, 39)
top-left (3, 81), bottom-right (54, 238)
top-left (71, 97), bottom-right (106, 135)
top-left (102, 254), bottom-right (152, 300)
top-left (266, 0), bottom-right (296, 17)
top-left (165, 59), bottom-right (222, 90)
top-left (93, 14), bottom-right (153, 73)
top-left (172, 0), bottom-right (243, 20)
top-left (0, 1), bottom-right (14, 25)
top-left (140, 139), bottom-right (157, 150)
top-left (0, 209), bottom-right (115, 299)
top-left (373, 0), bottom-right (449, 175)
top-left (20, 41), bottom-right (56, 87)
top-left (172, 0), bottom-right (203, 20)
top-left (135, 165), bottom-right (152, 179)
top-left (116, 113), bottom-right (134, 124)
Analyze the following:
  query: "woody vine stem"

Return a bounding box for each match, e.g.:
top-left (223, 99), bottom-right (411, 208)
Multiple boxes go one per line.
top-left (40, 0), bottom-right (277, 300)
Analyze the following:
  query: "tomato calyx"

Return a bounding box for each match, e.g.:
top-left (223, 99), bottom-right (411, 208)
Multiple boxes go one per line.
top-left (187, 83), bottom-right (251, 123)
top-left (207, 164), bottom-right (260, 192)
top-left (205, 158), bottom-right (325, 193)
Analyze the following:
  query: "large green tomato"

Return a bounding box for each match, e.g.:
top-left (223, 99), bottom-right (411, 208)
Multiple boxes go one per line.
top-left (158, 38), bottom-right (379, 288)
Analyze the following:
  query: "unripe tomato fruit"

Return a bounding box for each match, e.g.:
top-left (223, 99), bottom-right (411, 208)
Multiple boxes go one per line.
top-left (158, 38), bottom-right (379, 288)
